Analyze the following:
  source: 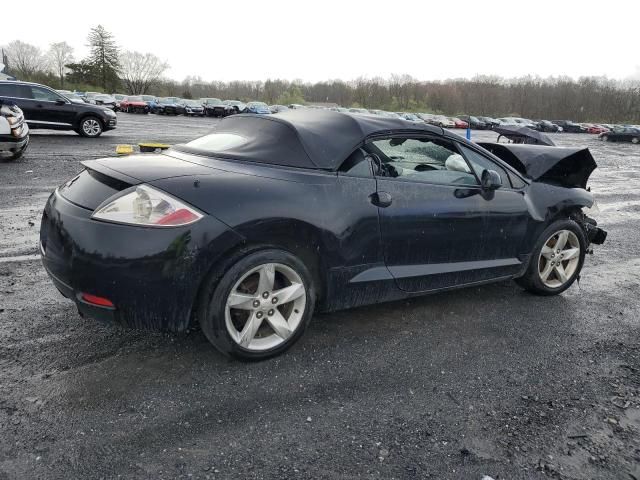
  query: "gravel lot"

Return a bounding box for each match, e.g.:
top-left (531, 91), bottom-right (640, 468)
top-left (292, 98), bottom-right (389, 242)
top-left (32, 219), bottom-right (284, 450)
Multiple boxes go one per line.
top-left (1, 113), bottom-right (639, 479)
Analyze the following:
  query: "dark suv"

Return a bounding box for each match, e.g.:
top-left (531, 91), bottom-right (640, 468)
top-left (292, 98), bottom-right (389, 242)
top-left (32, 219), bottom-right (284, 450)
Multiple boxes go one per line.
top-left (0, 81), bottom-right (117, 137)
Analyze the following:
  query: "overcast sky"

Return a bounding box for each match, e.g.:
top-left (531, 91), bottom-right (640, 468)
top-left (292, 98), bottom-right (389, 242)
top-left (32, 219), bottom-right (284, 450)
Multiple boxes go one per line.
top-left (4, 0), bottom-right (639, 83)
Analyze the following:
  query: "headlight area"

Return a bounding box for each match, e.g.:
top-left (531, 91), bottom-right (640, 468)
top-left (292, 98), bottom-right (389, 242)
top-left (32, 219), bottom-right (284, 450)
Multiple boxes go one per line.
top-left (91, 184), bottom-right (204, 227)
top-left (580, 203), bottom-right (607, 246)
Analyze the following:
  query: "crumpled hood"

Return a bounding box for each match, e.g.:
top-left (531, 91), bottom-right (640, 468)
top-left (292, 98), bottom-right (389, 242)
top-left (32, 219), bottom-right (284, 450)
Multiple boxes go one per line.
top-left (478, 142), bottom-right (597, 189)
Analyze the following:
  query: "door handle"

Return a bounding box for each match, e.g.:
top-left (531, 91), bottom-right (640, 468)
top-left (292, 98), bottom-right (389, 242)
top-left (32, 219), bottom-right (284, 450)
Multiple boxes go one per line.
top-left (370, 191), bottom-right (393, 208)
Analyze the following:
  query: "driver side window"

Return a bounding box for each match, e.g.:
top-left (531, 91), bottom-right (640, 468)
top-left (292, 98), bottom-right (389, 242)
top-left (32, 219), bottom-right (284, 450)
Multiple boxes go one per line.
top-left (29, 86), bottom-right (63, 102)
top-left (366, 137), bottom-right (478, 186)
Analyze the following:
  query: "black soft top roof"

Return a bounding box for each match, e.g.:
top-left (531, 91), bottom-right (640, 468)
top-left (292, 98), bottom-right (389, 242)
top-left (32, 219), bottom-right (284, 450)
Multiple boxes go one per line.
top-left (177, 110), bottom-right (441, 170)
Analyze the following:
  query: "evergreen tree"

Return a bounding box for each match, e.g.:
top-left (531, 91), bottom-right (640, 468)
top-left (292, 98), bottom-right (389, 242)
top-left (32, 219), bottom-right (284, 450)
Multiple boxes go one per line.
top-left (87, 25), bottom-right (120, 91)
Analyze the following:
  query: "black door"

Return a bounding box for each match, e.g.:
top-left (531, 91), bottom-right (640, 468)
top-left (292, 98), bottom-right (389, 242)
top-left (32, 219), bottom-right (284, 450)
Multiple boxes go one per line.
top-left (24, 85), bottom-right (76, 127)
top-left (368, 135), bottom-right (530, 293)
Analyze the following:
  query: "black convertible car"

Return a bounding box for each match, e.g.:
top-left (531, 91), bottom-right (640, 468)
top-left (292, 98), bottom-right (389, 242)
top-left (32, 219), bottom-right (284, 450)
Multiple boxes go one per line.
top-left (40, 111), bottom-right (606, 360)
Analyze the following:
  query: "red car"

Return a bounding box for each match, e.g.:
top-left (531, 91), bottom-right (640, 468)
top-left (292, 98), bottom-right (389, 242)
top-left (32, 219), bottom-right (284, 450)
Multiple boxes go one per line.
top-left (120, 96), bottom-right (149, 114)
top-left (450, 117), bottom-right (469, 129)
top-left (588, 125), bottom-right (609, 134)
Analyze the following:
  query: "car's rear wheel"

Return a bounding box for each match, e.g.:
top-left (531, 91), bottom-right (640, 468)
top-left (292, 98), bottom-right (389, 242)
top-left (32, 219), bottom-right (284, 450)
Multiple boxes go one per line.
top-left (515, 219), bottom-right (586, 296)
top-left (632, 137), bottom-right (639, 144)
top-left (198, 249), bottom-right (316, 360)
top-left (601, 135), bottom-right (609, 142)
top-left (78, 116), bottom-right (103, 138)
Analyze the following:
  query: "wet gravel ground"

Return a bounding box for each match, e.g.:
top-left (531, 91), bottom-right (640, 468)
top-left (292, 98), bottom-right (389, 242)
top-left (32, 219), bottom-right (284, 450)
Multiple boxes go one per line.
top-left (0, 113), bottom-right (639, 480)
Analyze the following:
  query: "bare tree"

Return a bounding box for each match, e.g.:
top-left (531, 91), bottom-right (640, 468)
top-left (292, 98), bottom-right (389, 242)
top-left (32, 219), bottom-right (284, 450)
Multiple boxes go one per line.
top-left (120, 51), bottom-right (169, 94)
top-left (48, 42), bottom-right (74, 88)
top-left (4, 40), bottom-right (47, 79)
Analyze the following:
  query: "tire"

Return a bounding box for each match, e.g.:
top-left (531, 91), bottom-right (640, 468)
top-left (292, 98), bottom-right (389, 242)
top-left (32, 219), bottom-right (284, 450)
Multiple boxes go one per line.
top-left (515, 219), bottom-right (586, 296)
top-left (601, 135), bottom-right (609, 142)
top-left (632, 137), bottom-right (639, 144)
top-left (78, 116), bottom-right (103, 138)
top-left (198, 248), bottom-right (316, 360)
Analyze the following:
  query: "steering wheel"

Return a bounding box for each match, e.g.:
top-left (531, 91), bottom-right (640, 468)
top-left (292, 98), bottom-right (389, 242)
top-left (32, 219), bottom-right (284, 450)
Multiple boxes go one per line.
top-left (414, 163), bottom-right (438, 172)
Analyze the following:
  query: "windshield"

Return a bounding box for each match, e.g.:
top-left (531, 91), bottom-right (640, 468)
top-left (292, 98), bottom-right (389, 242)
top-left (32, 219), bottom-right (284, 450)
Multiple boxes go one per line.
top-left (128, 96), bottom-right (143, 101)
top-left (141, 96), bottom-right (155, 101)
top-left (159, 98), bottom-right (174, 104)
top-left (249, 102), bottom-right (268, 108)
top-left (184, 100), bottom-right (200, 106)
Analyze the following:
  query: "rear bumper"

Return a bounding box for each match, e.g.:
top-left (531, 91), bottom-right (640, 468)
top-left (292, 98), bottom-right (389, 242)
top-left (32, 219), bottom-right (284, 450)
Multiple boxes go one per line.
top-left (40, 189), bottom-right (242, 331)
top-left (43, 262), bottom-right (116, 323)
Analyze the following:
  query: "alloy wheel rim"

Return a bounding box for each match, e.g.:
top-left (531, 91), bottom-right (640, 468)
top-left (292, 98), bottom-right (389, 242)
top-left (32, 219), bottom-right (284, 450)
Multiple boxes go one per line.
top-left (83, 119), bottom-right (100, 135)
top-left (225, 262), bottom-right (306, 351)
top-left (537, 230), bottom-right (581, 288)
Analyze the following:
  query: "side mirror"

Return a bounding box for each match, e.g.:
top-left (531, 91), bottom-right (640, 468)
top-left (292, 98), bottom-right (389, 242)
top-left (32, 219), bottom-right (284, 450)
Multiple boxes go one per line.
top-left (481, 169), bottom-right (502, 190)
top-left (55, 98), bottom-right (66, 105)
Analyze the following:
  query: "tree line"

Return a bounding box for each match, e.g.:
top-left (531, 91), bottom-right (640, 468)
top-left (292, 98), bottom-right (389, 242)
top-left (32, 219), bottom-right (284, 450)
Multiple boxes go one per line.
top-left (2, 28), bottom-right (640, 123)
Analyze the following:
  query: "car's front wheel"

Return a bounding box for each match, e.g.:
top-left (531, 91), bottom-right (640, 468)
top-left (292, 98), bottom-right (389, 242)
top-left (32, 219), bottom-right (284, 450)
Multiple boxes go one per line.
top-left (632, 137), bottom-right (639, 144)
top-left (515, 219), bottom-right (586, 296)
top-left (198, 249), bottom-right (316, 360)
top-left (78, 116), bottom-right (103, 138)
top-left (601, 135), bottom-right (609, 142)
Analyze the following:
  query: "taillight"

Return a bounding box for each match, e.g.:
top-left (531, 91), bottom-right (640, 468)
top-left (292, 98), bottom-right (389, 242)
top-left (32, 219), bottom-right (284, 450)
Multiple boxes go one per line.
top-left (91, 185), bottom-right (203, 227)
top-left (81, 293), bottom-right (115, 308)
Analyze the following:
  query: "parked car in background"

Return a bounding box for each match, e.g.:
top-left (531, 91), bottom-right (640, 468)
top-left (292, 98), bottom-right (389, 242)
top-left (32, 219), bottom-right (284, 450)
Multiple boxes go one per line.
top-left (224, 100), bottom-right (246, 115)
top-left (369, 110), bottom-right (401, 118)
top-left (141, 95), bottom-right (158, 110)
top-left (179, 99), bottom-right (206, 116)
top-left (417, 113), bottom-right (435, 123)
top-left (552, 120), bottom-right (586, 133)
top-left (535, 120), bottom-right (561, 132)
top-left (92, 94), bottom-right (118, 111)
top-left (587, 124), bottom-right (609, 134)
top-left (200, 98), bottom-right (231, 117)
top-left (84, 92), bottom-right (101, 103)
top-left (449, 117), bottom-right (469, 129)
top-left (0, 81), bottom-right (116, 137)
top-left (514, 118), bottom-right (538, 129)
top-left (459, 115), bottom-right (488, 129)
top-left (112, 94), bottom-right (126, 110)
top-left (288, 104), bottom-right (306, 109)
top-left (0, 101), bottom-right (29, 161)
top-left (427, 115), bottom-right (456, 128)
top-left (396, 112), bottom-right (423, 123)
top-left (120, 96), bottom-right (150, 114)
top-left (497, 117), bottom-right (536, 129)
top-left (58, 91), bottom-right (87, 104)
top-left (244, 101), bottom-right (272, 114)
top-left (496, 117), bottom-right (520, 127)
top-left (349, 108), bottom-right (370, 115)
top-left (153, 97), bottom-right (185, 115)
top-left (599, 126), bottom-right (640, 143)
top-left (270, 104), bottom-right (290, 113)
top-left (477, 116), bottom-right (500, 129)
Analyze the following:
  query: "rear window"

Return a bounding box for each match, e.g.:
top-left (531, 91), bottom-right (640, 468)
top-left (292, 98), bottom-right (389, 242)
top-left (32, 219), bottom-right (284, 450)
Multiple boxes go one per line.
top-left (0, 83), bottom-right (25, 98)
top-left (186, 133), bottom-right (248, 152)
